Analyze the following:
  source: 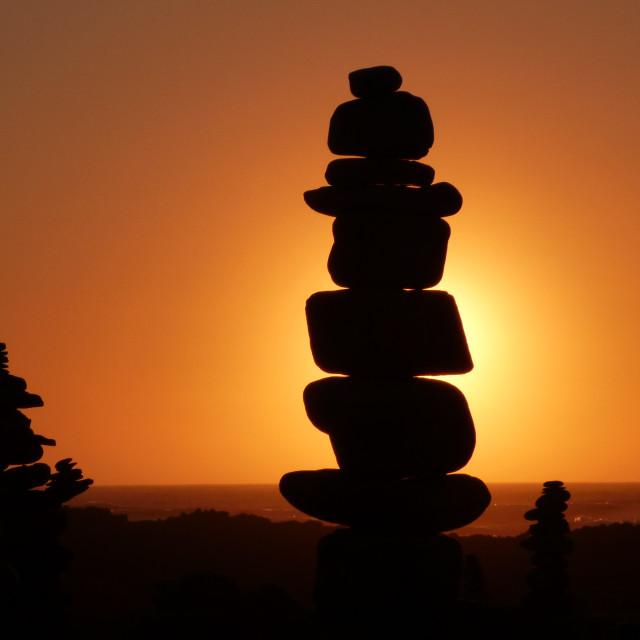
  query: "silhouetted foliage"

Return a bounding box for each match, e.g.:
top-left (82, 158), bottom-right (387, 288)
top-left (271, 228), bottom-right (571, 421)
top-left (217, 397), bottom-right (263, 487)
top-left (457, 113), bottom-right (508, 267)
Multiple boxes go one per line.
top-left (51, 506), bottom-right (640, 637)
top-left (0, 342), bottom-right (92, 631)
top-left (461, 553), bottom-right (488, 603)
top-left (59, 506), bottom-right (332, 637)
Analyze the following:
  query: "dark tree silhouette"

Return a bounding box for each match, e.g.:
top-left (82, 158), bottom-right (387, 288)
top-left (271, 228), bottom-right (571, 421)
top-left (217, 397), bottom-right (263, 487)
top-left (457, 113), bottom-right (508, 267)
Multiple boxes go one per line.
top-left (461, 553), bottom-right (488, 604)
top-left (0, 342), bottom-right (92, 631)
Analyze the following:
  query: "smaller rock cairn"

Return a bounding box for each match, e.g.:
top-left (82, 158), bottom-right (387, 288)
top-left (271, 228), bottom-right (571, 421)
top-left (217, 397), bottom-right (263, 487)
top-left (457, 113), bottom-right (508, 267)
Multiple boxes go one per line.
top-left (522, 481), bottom-right (573, 624)
top-left (0, 342), bottom-right (92, 629)
top-left (280, 66), bottom-right (491, 630)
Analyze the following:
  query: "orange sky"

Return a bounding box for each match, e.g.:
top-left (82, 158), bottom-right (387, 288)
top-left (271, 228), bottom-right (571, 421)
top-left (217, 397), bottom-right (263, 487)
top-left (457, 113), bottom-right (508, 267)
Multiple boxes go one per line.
top-left (2, 1), bottom-right (640, 485)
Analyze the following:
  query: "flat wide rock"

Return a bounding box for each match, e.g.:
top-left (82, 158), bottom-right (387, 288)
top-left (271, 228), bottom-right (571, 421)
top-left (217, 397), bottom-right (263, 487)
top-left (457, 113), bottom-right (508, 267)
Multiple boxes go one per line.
top-left (328, 92), bottom-right (434, 159)
top-left (279, 470), bottom-right (491, 531)
top-left (520, 536), bottom-right (574, 554)
top-left (328, 214), bottom-right (450, 289)
top-left (306, 289), bottom-right (473, 376)
top-left (325, 158), bottom-right (435, 187)
top-left (304, 377), bottom-right (475, 478)
top-left (304, 183), bottom-right (462, 218)
top-left (0, 374), bottom-right (43, 409)
top-left (348, 66), bottom-right (403, 98)
top-left (0, 390), bottom-right (43, 409)
top-left (0, 436), bottom-right (44, 467)
top-left (3, 462), bottom-right (51, 490)
top-left (0, 409), bottom-right (48, 466)
top-left (529, 520), bottom-right (570, 536)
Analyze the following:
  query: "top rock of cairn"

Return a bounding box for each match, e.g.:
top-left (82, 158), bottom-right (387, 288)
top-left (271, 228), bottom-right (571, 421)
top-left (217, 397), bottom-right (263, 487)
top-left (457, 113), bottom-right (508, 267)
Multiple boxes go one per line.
top-left (348, 66), bottom-right (403, 98)
top-left (329, 65), bottom-right (434, 159)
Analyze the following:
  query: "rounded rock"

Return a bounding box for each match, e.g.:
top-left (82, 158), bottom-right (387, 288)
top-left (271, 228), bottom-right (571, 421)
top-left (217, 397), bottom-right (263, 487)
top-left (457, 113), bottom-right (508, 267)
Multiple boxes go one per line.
top-left (531, 551), bottom-right (569, 570)
top-left (542, 487), bottom-right (571, 501)
top-left (520, 535), bottom-right (573, 555)
top-left (526, 567), bottom-right (571, 592)
top-left (328, 214), bottom-right (450, 289)
top-left (279, 469), bottom-right (491, 531)
top-left (314, 529), bottom-right (462, 613)
top-left (304, 376), bottom-right (475, 478)
top-left (348, 66), bottom-right (403, 98)
top-left (328, 92), bottom-right (434, 159)
top-left (524, 507), bottom-right (567, 522)
top-left (304, 183), bottom-right (462, 218)
top-left (3, 462), bottom-right (51, 490)
top-left (306, 289), bottom-right (473, 376)
top-left (535, 494), bottom-right (570, 510)
top-left (528, 519), bottom-right (570, 536)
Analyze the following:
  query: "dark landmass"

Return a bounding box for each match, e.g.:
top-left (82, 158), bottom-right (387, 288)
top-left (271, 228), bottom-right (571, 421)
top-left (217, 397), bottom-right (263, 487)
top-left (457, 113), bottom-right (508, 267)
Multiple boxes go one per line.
top-left (59, 507), bottom-right (640, 637)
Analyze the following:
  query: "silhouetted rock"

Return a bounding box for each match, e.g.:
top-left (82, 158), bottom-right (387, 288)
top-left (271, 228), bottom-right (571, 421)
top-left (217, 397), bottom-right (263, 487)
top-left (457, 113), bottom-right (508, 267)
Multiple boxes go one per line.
top-left (0, 375), bottom-right (43, 409)
top-left (325, 158), bottom-right (435, 187)
top-left (328, 91), bottom-right (434, 158)
top-left (153, 570), bottom-right (241, 612)
top-left (0, 410), bottom-right (48, 467)
top-left (306, 289), bottom-right (473, 376)
top-left (520, 591), bottom-right (573, 617)
top-left (47, 458), bottom-right (94, 504)
top-left (521, 535), bottom-right (573, 554)
top-left (328, 214), bottom-right (450, 289)
top-left (521, 481), bottom-right (574, 631)
top-left (0, 343), bottom-right (92, 631)
top-left (282, 67), bottom-right (486, 629)
top-left (525, 567), bottom-right (571, 592)
top-left (528, 519), bottom-right (570, 536)
top-left (314, 528), bottom-right (462, 625)
top-left (279, 470), bottom-right (490, 531)
top-left (531, 551), bottom-right (568, 570)
top-left (461, 553), bottom-right (487, 603)
top-left (542, 485), bottom-right (570, 499)
top-left (2, 462), bottom-right (51, 490)
top-left (535, 493), bottom-right (570, 510)
top-left (348, 65), bottom-right (403, 98)
top-left (304, 182), bottom-right (462, 217)
top-left (304, 377), bottom-right (475, 478)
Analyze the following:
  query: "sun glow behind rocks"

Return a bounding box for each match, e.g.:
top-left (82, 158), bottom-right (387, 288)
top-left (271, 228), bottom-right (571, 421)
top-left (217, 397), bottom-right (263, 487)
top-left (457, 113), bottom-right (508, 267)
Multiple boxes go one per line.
top-left (3, 1), bottom-right (640, 484)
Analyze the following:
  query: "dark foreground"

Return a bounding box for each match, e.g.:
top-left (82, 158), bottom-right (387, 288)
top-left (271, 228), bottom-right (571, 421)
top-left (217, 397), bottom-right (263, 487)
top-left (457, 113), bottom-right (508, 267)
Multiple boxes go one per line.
top-left (57, 507), bottom-right (640, 638)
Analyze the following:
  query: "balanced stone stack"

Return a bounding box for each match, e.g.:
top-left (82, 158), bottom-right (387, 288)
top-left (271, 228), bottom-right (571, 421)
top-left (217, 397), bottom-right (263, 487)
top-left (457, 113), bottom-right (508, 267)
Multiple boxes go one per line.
top-left (279, 67), bottom-right (491, 626)
top-left (522, 481), bottom-right (573, 619)
top-left (0, 342), bottom-right (92, 630)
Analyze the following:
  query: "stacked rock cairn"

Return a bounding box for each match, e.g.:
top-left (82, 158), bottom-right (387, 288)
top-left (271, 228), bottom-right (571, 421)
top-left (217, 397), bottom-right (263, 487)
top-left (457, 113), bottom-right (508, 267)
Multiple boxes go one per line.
top-left (522, 481), bottom-right (573, 627)
top-left (0, 342), bottom-right (92, 630)
top-left (279, 66), bottom-right (491, 631)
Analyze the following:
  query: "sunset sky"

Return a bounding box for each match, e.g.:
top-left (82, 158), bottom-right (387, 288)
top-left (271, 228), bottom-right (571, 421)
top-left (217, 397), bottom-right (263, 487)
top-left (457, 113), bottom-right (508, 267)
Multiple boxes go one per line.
top-left (3, 1), bottom-right (640, 485)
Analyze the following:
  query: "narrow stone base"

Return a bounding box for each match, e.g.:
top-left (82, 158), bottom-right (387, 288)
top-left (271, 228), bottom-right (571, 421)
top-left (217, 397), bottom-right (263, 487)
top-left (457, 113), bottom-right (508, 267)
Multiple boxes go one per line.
top-left (314, 528), bottom-right (462, 631)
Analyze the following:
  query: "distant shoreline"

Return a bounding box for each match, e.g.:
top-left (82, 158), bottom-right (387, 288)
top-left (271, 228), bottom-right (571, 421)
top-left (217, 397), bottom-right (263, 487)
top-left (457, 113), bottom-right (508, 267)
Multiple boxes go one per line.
top-left (78, 481), bottom-right (640, 487)
top-left (59, 505), bottom-right (640, 634)
top-left (66, 482), bottom-right (640, 537)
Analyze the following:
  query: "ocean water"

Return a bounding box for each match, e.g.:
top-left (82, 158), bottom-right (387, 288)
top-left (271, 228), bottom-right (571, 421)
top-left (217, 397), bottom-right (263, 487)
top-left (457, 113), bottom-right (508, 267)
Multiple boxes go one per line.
top-left (66, 482), bottom-right (640, 537)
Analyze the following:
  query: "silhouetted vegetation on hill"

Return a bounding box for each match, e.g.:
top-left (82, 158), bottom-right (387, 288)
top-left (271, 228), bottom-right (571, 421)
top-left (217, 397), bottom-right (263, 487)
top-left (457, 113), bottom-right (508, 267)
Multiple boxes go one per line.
top-left (60, 507), bottom-right (332, 635)
top-left (58, 506), bottom-right (640, 637)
